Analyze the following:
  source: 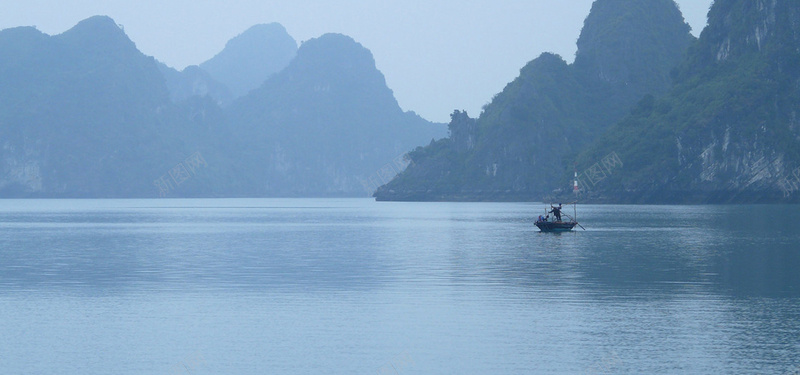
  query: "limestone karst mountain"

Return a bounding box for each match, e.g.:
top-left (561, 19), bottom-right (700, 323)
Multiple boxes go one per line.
top-left (376, 0), bottom-right (694, 201)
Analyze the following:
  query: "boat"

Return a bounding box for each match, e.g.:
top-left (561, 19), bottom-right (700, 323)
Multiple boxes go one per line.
top-left (534, 219), bottom-right (578, 232)
top-left (534, 202), bottom-right (583, 232)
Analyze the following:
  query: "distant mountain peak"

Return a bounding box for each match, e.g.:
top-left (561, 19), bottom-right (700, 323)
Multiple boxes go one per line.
top-left (224, 32), bottom-right (444, 196)
top-left (308, 32), bottom-right (358, 45)
top-left (72, 15), bottom-right (118, 27)
top-left (294, 33), bottom-right (377, 74)
top-left (238, 31), bottom-right (397, 114)
top-left (62, 15), bottom-right (125, 38)
top-left (56, 15), bottom-right (136, 52)
top-left (0, 25), bottom-right (45, 40)
top-left (216, 23), bottom-right (293, 58)
top-left (0, 26), bottom-right (48, 54)
top-left (199, 22), bottom-right (297, 98)
top-left (232, 23), bottom-right (290, 44)
top-left (574, 0), bottom-right (692, 87)
top-left (301, 33), bottom-right (369, 55)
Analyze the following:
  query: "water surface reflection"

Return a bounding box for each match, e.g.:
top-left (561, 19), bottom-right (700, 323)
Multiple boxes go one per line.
top-left (0, 200), bottom-right (798, 374)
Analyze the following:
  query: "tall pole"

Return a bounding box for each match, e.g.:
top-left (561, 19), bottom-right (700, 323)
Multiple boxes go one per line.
top-left (574, 170), bottom-right (579, 197)
top-left (573, 169), bottom-right (578, 222)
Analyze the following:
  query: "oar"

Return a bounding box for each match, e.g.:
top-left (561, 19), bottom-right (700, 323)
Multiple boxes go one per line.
top-left (561, 211), bottom-right (585, 230)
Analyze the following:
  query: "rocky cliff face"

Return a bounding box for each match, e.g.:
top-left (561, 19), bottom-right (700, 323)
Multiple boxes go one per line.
top-left (376, 0), bottom-right (694, 201)
top-left (0, 16), bottom-right (202, 197)
top-left (706, 0), bottom-right (782, 61)
top-left (574, 0), bottom-right (800, 203)
top-left (1, 138), bottom-right (43, 194)
top-left (0, 26), bottom-right (48, 195)
top-left (676, 0), bottom-right (800, 202)
top-left (448, 110), bottom-right (478, 153)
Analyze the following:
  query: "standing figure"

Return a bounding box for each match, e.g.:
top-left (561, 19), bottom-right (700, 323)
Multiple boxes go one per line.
top-left (549, 204), bottom-right (563, 222)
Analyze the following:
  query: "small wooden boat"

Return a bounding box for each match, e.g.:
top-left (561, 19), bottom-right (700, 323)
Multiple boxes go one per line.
top-left (534, 202), bottom-right (583, 232)
top-left (535, 219), bottom-right (578, 232)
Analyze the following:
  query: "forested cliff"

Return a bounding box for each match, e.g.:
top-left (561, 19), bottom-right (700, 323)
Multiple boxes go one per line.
top-left (376, 0), bottom-right (694, 201)
top-left (574, 0), bottom-right (800, 203)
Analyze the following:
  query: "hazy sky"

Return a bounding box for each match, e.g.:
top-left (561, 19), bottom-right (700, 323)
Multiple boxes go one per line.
top-left (2, 0), bottom-right (713, 123)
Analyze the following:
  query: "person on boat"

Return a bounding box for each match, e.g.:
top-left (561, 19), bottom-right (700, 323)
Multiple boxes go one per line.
top-left (549, 204), bottom-right (562, 222)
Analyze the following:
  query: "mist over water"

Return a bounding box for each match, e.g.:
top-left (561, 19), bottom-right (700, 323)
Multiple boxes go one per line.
top-left (1, 199), bottom-right (798, 374)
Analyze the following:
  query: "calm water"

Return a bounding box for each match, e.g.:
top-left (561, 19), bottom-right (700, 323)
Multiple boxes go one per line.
top-left (1, 199), bottom-right (799, 374)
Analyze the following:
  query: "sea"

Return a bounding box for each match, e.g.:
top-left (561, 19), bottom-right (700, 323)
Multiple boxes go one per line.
top-left (0, 199), bottom-right (798, 374)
